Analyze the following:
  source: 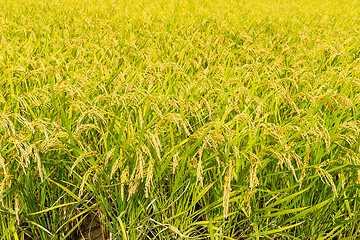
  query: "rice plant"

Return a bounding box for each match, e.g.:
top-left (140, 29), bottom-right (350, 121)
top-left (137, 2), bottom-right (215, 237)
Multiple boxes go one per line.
top-left (1, 0), bottom-right (360, 239)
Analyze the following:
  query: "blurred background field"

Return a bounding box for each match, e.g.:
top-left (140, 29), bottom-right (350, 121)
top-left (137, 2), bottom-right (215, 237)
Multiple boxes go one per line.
top-left (1, 0), bottom-right (360, 239)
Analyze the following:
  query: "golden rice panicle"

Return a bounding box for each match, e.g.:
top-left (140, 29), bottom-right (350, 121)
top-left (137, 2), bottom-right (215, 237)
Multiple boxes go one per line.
top-left (318, 122), bottom-right (331, 153)
top-left (70, 155), bottom-right (84, 177)
top-left (339, 169), bottom-right (346, 189)
top-left (14, 114), bottom-right (34, 134)
top-left (32, 145), bottom-right (44, 182)
top-left (223, 158), bottom-right (233, 218)
top-left (286, 94), bottom-right (301, 116)
top-left (145, 158), bottom-right (155, 198)
top-left (268, 148), bottom-right (284, 171)
top-left (164, 113), bottom-right (182, 133)
top-left (141, 144), bottom-right (152, 158)
top-left (332, 93), bottom-right (353, 109)
top-left (283, 145), bottom-right (299, 182)
top-left (0, 175), bottom-right (11, 207)
top-left (136, 149), bottom-right (145, 179)
top-left (291, 150), bottom-right (303, 169)
top-left (79, 166), bottom-right (96, 198)
top-left (150, 103), bottom-right (163, 120)
top-left (215, 155), bottom-right (221, 166)
top-left (259, 123), bottom-right (286, 145)
top-left (172, 151), bottom-right (179, 174)
top-left (15, 190), bottom-right (20, 224)
top-left (0, 152), bottom-right (7, 177)
top-left (245, 190), bottom-right (253, 217)
top-left (255, 98), bottom-right (264, 119)
top-left (30, 119), bottom-right (50, 140)
top-left (70, 151), bottom-right (97, 176)
top-left (299, 143), bottom-right (310, 188)
top-left (110, 156), bottom-right (123, 180)
top-left (39, 131), bottom-right (67, 153)
top-left (270, 145), bottom-right (298, 182)
top-left (104, 148), bottom-right (115, 169)
top-left (351, 155), bottom-right (360, 185)
top-left (0, 112), bottom-right (15, 136)
top-left (76, 107), bottom-right (106, 128)
top-left (165, 112), bottom-right (192, 136)
top-left (339, 120), bottom-right (360, 136)
top-left (343, 149), bottom-right (360, 185)
top-left (138, 107), bottom-right (143, 128)
top-left (206, 129), bottom-right (226, 149)
top-left (307, 124), bottom-right (322, 145)
top-left (74, 124), bottom-right (101, 139)
top-left (196, 158), bottom-right (203, 188)
top-left (128, 179), bottom-right (139, 200)
top-left (120, 166), bottom-right (129, 201)
top-left (128, 162), bottom-right (142, 200)
top-left (232, 145), bottom-right (240, 159)
top-left (352, 155), bottom-right (360, 185)
top-left (11, 139), bottom-right (32, 174)
top-left (249, 153), bottom-right (260, 191)
top-left (195, 144), bottom-right (205, 188)
top-left (315, 166), bottom-right (337, 199)
top-left (182, 118), bottom-right (192, 136)
top-left (148, 131), bottom-right (162, 161)
top-left (338, 134), bottom-right (357, 147)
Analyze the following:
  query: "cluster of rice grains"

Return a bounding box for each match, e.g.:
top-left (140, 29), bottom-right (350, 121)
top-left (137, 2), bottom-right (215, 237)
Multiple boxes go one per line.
top-left (1, 0), bottom-right (360, 238)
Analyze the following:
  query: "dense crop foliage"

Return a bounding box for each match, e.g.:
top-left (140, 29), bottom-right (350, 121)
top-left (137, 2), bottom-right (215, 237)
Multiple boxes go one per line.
top-left (1, 0), bottom-right (360, 239)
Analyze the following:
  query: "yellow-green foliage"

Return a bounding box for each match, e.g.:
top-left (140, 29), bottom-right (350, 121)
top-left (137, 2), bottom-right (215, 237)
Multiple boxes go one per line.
top-left (1, 0), bottom-right (360, 239)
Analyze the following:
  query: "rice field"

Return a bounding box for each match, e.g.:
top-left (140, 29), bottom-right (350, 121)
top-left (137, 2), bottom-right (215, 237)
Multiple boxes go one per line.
top-left (1, 0), bottom-right (360, 239)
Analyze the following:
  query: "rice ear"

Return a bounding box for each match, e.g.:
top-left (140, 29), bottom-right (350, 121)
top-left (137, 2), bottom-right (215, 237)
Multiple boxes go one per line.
top-left (145, 158), bottom-right (155, 198)
top-left (0, 153), bottom-right (6, 177)
top-left (70, 151), bottom-right (97, 176)
top-left (196, 144), bottom-right (205, 188)
top-left (172, 151), bottom-right (179, 174)
top-left (120, 166), bottom-right (129, 201)
top-left (78, 166), bottom-right (96, 198)
top-left (32, 145), bottom-right (44, 182)
top-left (14, 191), bottom-right (20, 225)
top-left (223, 158), bottom-right (233, 218)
